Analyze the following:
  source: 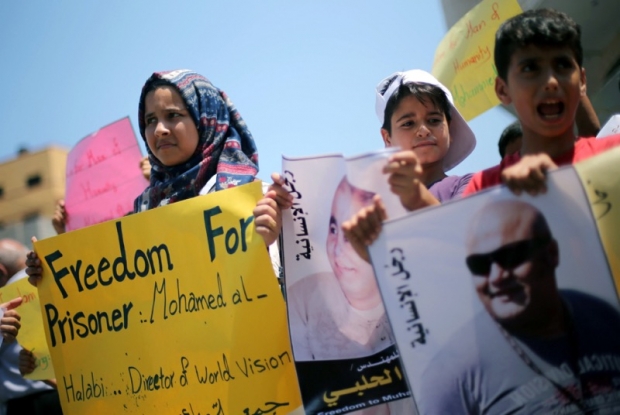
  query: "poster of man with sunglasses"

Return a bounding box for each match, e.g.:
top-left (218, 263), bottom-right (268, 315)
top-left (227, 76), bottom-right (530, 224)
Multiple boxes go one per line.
top-left (368, 167), bottom-right (620, 415)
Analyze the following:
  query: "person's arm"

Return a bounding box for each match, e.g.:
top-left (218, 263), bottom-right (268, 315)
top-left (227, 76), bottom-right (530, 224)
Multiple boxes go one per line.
top-left (452, 173), bottom-right (474, 199)
top-left (575, 94), bottom-right (600, 137)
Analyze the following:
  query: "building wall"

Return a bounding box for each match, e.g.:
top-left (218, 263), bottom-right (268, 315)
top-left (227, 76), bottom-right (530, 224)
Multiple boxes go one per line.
top-left (0, 147), bottom-right (67, 245)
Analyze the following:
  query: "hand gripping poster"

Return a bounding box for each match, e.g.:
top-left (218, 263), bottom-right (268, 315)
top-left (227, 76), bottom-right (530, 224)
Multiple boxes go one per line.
top-left (368, 148), bottom-right (620, 415)
top-left (281, 149), bottom-right (414, 415)
top-left (34, 181), bottom-right (302, 415)
top-left (0, 276), bottom-right (54, 380)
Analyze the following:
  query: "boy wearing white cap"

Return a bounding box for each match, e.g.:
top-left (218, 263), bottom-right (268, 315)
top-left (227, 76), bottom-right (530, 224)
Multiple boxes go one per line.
top-left (343, 69), bottom-right (476, 255)
top-left (376, 69), bottom-right (476, 204)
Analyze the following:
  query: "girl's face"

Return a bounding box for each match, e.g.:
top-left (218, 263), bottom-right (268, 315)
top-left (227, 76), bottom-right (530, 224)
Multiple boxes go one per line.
top-left (381, 95), bottom-right (451, 166)
top-left (144, 86), bottom-right (200, 167)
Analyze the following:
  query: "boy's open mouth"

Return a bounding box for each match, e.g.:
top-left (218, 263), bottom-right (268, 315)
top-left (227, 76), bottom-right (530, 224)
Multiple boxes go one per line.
top-left (537, 101), bottom-right (564, 120)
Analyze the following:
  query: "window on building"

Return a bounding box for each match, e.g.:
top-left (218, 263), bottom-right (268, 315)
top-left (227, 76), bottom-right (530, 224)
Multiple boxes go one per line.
top-left (0, 186), bottom-right (3, 198)
top-left (26, 174), bottom-right (42, 188)
top-left (23, 212), bottom-right (40, 221)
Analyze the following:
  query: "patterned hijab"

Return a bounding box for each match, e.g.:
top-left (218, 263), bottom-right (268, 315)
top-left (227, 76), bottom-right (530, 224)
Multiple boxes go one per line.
top-left (133, 70), bottom-right (259, 212)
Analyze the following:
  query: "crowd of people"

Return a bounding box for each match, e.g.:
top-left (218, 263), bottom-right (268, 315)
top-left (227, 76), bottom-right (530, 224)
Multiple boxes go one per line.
top-left (2, 7), bottom-right (620, 415)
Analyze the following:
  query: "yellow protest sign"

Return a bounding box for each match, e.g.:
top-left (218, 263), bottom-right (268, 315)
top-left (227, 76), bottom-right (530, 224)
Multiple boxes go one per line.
top-left (574, 146), bottom-right (620, 296)
top-left (34, 181), bottom-right (302, 414)
top-left (431, 0), bottom-right (522, 120)
top-left (0, 277), bottom-right (55, 380)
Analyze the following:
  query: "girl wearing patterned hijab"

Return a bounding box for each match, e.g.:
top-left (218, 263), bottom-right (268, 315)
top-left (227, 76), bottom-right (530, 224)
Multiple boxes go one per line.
top-left (26, 69), bottom-right (291, 286)
top-left (133, 69), bottom-right (259, 212)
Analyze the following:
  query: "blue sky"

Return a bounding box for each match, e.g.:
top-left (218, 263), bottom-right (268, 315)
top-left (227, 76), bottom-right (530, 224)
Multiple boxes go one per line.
top-left (0, 0), bottom-right (515, 180)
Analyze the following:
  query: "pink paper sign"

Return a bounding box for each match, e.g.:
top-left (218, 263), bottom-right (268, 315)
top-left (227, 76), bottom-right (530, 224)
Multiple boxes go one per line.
top-left (64, 117), bottom-right (147, 231)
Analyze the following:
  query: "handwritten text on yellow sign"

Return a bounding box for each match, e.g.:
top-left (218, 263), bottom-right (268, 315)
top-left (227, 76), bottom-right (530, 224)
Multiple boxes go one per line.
top-left (35, 182), bottom-right (301, 415)
top-left (432, 0), bottom-right (522, 120)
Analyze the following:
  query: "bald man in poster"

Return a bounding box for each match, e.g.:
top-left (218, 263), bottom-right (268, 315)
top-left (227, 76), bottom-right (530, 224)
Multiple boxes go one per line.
top-left (419, 200), bottom-right (620, 415)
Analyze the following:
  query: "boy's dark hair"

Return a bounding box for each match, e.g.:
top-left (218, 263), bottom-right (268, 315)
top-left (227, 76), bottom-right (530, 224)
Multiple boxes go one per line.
top-left (498, 121), bottom-right (523, 158)
top-left (382, 82), bottom-right (452, 134)
top-left (494, 8), bottom-right (583, 81)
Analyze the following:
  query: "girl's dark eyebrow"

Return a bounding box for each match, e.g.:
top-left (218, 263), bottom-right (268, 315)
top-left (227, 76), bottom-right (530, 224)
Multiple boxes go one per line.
top-left (144, 106), bottom-right (186, 118)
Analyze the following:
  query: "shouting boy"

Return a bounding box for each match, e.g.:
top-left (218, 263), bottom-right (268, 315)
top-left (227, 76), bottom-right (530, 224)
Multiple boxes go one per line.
top-left (463, 8), bottom-right (620, 196)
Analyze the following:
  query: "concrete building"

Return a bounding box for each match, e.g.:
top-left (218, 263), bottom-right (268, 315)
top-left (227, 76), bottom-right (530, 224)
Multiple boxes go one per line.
top-left (0, 147), bottom-right (68, 246)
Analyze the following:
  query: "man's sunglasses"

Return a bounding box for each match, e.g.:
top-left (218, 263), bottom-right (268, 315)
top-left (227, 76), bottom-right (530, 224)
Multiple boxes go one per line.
top-left (465, 237), bottom-right (551, 276)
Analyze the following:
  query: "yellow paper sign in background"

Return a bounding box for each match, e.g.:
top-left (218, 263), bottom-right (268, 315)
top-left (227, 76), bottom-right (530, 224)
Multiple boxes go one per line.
top-left (0, 277), bottom-right (55, 380)
top-left (34, 182), bottom-right (302, 414)
top-left (431, 0), bottom-right (522, 120)
top-left (574, 146), bottom-right (620, 297)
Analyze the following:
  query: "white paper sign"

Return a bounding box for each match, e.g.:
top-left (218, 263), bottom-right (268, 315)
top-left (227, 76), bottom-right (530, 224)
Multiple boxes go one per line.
top-left (369, 167), bottom-right (620, 414)
top-left (281, 149), bottom-right (415, 415)
top-left (597, 114), bottom-right (620, 138)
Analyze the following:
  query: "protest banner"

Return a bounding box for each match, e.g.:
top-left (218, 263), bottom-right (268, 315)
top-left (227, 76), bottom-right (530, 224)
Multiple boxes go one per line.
top-left (34, 181), bottom-right (302, 414)
top-left (368, 149), bottom-right (620, 414)
top-left (0, 277), bottom-right (54, 380)
top-left (431, 0), bottom-right (522, 120)
top-left (64, 117), bottom-right (147, 231)
top-left (281, 150), bottom-right (413, 415)
top-left (574, 146), bottom-right (620, 293)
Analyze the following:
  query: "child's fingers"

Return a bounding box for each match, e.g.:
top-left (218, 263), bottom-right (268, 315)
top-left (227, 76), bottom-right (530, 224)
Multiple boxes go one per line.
top-left (25, 251), bottom-right (43, 287)
top-left (266, 186), bottom-right (293, 208)
top-left (27, 273), bottom-right (42, 287)
top-left (373, 195), bottom-right (388, 222)
top-left (270, 172), bottom-right (286, 185)
top-left (19, 349), bottom-right (37, 375)
top-left (253, 200), bottom-right (280, 229)
top-left (383, 160), bottom-right (423, 178)
top-left (356, 209), bottom-right (382, 246)
top-left (503, 165), bottom-right (548, 196)
top-left (501, 154), bottom-right (557, 196)
top-left (525, 167), bottom-right (548, 195)
top-left (1, 308), bottom-right (22, 343)
top-left (389, 150), bottom-right (419, 164)
top-left (253, 199), bottom-right (282, 246)
top-left (1, 297), bottom-right (24, 311)
top-left (341, 220), bottom-right (371, 263)
top-left (343, 201), bottom-right (385, 247)
top-left (253, 204), bottom-right (279, 230)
